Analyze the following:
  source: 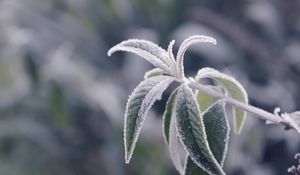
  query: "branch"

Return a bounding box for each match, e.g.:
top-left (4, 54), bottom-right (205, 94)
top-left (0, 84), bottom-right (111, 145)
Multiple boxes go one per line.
top-left (188, 82), bottom-right (300, 132)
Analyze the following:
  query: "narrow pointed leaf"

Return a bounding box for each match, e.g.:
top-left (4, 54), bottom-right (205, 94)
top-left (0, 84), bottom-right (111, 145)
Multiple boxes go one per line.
top-left (144, 68), bottom-right (164, 79)
top-left (196, 67), bottom-right (248, 134)
top-left (175, 85), bottom-right (224, 175)
top-left (202, 102), bottom-right (229, 166)
top-left (124, 76), bottom-right (174, 163)
top-left (163, 89), bottom-right (184, 174)
top-left (167, 40), bottom-right (177, 73)
top-left (184, 102), bottom-right (230, 175)
top-left (163, 89), bottom-right (178, 143)
top-left (108, 39), bottom-right (173, 74)
top-left (169, 113), bottom-right (185, 175)
top-left (163, 89), bottom-right (185, 174)
top-left (176, 35), bottom-right (217, 79)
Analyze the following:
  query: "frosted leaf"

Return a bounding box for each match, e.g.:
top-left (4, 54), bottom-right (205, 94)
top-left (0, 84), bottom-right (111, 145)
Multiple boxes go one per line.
top-left (267, 109), bottom-right (300, 133)
top-left (163, 89), bottom-right (185, 174)
top-left (202, 102), bottom-right (230, 166)
top-left (185, 156), bottom-right (209, 175)
top-left (168, 40), bottom-right (176, 64)
top-left (281, 112), bottom-right (300, 133)
top-left (144, 68), bottom-right (164, 79)
top-left (124, 76), bottom-right (174, 163)
top-left (167, 40), bottom-right (177, 73)
top-left (196, 67), bottom-right (248, 134)
top-left (108, 39), bottom-right (173, 74)
top-left (163, 89), bottom-right (178, 143)
top-left (184, 102), bottom-right (230, 175)
top-left (288, 111), bottom-right (300, 124)
top-left (163, 89), bottom-right (183, 174)
top-left (176, 35), bottom-right (217, 79)
top-left (175, 85), bottom-right (224, 175)
top-left (169, 111), bottom-right (185, 175)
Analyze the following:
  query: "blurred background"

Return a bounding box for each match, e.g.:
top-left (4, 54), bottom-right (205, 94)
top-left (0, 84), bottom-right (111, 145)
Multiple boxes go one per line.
top-left (0, 0), bottom-right (300, 174)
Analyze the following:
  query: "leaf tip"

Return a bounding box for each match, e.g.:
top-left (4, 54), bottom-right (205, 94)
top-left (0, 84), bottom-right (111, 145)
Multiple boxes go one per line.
top-left (125, 157), bottom-right (131, 164)
top-left (169, 40), bottom-right (175, 47)
top-left (234, 115), bottom-right (246, 135)
top-left (107, 47), bottom-right (115, 56)
top-left (124, 145), bottom-right (133, 164)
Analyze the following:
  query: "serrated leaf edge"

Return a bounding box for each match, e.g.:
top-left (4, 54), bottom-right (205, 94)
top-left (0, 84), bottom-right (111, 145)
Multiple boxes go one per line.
top-left (162, 89), bottom-right (185, 174)
top-left (124, 76), bottom-right (174, 163)
top-left (183, 102), bottom-right (229, 175)
top-left (108, 39), bottom-right (173, 74)
top-left (176, 85), bottom-right (224, 175)
top-left (201, 101), bottom-right (230, 167)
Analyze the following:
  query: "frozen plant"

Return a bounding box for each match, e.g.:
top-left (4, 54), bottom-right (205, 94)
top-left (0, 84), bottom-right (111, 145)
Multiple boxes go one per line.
top-left (288, 153), bottom-right (300, 175)
top-left (108, 35), bottom-right (300, 175)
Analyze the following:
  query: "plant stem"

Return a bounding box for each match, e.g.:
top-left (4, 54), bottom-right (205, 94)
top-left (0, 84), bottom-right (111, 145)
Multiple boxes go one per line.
top-left (189, 82), bottom-right (283, 123)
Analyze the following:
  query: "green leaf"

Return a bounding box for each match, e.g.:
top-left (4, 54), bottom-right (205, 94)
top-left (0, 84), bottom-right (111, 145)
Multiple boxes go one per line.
top-left (163, 89), bottom-right (185, 174)
top-left (163, 89), bottom-right (178, 144)
top-left (175, 85), bottom-right (224, 175)
top-left (124, 76), bottom-right (174, 163)
top-left (144, 68), bottom-right (164, 79)
top-left (196, 87), bottom-right (219, 111)
top-left (202, 102), bottom-right (229, 166)
top-left (196, 67), bottom-right (248, 134)
top-left (185, 157), bottom-right (208, 175)
top-left (108, 39), bottom-right (173, 74)
top-left (184, 102), bottom-right (230, 175)
top-left (169, 111), bottom-right (185, 174)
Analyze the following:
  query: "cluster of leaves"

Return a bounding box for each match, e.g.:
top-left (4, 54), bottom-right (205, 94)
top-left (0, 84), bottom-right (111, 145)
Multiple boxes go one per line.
top-left (108, 35), bottom-right (249, 175)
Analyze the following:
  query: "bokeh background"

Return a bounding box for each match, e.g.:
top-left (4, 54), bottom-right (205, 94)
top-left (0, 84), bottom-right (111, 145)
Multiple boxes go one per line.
top-left (0, 0), bottom-right (300, 174)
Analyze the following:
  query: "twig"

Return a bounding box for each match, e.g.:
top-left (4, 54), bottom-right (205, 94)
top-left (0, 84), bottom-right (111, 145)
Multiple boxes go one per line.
top-left (189, 82), bottom-right (286, 125)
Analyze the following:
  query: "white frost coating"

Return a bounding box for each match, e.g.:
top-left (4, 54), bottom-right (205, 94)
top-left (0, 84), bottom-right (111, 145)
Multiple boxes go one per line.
top-left (168, 40), bottom-right (176, 63)
top-left (281, 113), bottom-right (300, 133)
top-left (108, 39), bottom-right (173, 75)
top-left (175, 85), bottom-right (225, 175)
top-left (124, 76), bottom-right (174, 163)
top-left (202, 102), bottom-right (230, 167)
top-left (196, 67), bottom-right (221, 81)
top-left (139, 77), bottom-right (174, 119)
top-left (268, 110), bottom-right (300, 133)
top-left (280, 111), bottom-right (300, 133)
top-left (162, 89), bottom-right (178, 144)
top-left (196, 67), bottom-right (248, 134)
top-left (169, 112), bottom-right (185, 175)
top-left (176, 35), bottom-right (217, 79)
top-left (266, 107), bottom-right (281, 124)
top-left (274, 107), bottom-right (281, 117)
top-left (167, 40), bottom-right (177, 73)
top-left (183, 156), bottom-right (190, 174)
top-left (183, 102), bottom-right (229, 174)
